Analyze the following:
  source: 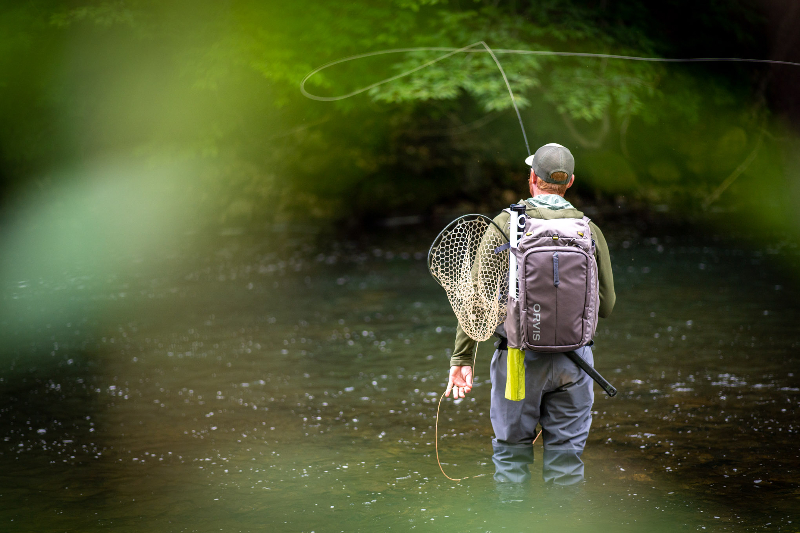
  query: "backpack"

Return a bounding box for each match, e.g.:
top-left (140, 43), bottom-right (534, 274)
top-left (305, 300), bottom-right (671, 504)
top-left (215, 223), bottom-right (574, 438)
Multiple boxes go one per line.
top-left (504, 212), bottom-right (600, 354)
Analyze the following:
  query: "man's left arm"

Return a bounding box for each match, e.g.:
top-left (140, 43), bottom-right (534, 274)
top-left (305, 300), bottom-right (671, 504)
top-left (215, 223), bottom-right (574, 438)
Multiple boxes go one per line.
top-left (451, 323), bottom-right (477, 367)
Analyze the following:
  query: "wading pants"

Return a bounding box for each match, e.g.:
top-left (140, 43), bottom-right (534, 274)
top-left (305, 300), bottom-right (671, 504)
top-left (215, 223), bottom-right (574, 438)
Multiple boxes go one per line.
top-left (490, 344), bottom-right (594, 485)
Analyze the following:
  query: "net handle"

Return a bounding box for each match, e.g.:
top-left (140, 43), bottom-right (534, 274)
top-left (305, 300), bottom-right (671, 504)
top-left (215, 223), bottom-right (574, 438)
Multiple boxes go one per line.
top-left (427, 213), bottom-right (510, 287)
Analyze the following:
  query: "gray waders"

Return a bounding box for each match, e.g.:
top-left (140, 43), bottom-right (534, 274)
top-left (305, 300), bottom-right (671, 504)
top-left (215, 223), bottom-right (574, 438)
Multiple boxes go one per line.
top-left (490, 342), bottom-right (594, 486)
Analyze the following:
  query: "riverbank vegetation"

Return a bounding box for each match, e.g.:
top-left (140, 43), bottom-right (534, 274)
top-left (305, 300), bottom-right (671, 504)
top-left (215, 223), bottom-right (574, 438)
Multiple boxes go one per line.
top-left (1, 0), bottom-right (798, 241)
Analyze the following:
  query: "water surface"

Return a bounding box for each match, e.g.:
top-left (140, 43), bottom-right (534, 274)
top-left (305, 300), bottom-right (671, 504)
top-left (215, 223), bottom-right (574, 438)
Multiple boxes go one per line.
top-left (1, 220), bottom-right (798, 532)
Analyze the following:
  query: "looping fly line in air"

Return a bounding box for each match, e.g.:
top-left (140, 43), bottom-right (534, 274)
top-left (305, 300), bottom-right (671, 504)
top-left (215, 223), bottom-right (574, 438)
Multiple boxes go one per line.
top-left (302, 41), bottom-right (530, 155)
top-left (300, 40), bottom-right (800, 157)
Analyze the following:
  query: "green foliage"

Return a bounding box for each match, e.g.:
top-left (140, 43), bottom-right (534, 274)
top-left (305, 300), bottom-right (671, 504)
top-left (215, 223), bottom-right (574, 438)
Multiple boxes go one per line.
top-left (50, 2), bottom-right (135, 28)
top-left (394, 0), bottom-right (450, 11)
top-left (0, 0), bottom-right (796, 240)
top-left (581, 151), bottom-right (638, 193)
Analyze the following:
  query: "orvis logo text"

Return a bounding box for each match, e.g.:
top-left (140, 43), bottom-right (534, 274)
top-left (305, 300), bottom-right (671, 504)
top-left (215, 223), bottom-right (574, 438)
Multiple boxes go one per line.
top-left (530, 303), bottom-right (541, 341)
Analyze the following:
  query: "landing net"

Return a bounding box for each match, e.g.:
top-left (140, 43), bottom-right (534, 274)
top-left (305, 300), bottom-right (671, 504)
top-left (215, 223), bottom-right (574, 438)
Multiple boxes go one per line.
top-left (428, 214), bottom-right (510, 342)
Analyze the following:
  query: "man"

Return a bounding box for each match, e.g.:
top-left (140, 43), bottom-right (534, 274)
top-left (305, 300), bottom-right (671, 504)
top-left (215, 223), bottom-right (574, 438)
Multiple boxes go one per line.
top-left (445, 143), bottom-right (615, 485)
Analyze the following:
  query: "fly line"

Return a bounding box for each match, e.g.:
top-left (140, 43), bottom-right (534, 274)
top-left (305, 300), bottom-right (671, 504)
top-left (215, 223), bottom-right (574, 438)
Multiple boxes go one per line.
top-left (301, 41), bottom-right (800, 158)
top-left (302, 41), bottom-right (531, 155)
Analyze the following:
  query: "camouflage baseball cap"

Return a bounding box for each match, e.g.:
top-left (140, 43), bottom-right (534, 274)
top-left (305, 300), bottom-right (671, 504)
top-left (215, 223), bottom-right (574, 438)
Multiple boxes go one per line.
top-left (524, 143), bottom-right (574, 184)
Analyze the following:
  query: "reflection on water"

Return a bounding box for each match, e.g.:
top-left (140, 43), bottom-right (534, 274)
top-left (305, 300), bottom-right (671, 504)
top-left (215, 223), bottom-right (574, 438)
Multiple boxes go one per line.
top-left (0, 221), bottom-right (798, 531)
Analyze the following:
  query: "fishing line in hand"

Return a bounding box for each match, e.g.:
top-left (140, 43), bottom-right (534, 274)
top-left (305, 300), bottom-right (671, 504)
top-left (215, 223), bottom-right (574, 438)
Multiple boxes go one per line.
top-left (435, 341), bottom-right (480, 482)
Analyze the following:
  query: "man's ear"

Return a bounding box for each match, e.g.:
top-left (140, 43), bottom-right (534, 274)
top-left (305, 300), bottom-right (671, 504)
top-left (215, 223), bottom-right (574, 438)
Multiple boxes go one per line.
top-left (566, 174), bottom-right (575, 189)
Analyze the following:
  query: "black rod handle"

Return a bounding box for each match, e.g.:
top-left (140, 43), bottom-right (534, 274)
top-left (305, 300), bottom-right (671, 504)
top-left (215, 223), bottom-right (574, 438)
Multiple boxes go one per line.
top-left (564, 350), bottom-right (618, 397)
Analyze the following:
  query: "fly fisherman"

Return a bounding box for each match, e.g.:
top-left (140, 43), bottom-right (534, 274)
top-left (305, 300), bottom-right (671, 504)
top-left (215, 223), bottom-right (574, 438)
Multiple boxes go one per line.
top-left (445, 143), bottom-right (616, 486)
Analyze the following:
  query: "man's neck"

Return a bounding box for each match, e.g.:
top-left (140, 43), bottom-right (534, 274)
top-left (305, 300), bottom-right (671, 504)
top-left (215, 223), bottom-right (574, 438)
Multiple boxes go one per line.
top-left (530, 180), bottom-right (564, 198)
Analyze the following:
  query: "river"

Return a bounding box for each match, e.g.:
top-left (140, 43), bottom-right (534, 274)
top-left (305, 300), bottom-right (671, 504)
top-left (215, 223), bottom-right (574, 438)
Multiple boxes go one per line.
top-left (0, 215), bottom-right (798, 532)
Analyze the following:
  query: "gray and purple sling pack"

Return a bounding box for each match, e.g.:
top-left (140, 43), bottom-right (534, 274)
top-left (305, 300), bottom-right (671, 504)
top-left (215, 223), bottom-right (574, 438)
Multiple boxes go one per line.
top-left (503, 207), bottom-right (616, 399)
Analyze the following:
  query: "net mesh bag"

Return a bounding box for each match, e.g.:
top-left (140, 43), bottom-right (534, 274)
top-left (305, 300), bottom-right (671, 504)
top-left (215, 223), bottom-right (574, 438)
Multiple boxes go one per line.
top-left (428, 215), bottom-right (510, 342)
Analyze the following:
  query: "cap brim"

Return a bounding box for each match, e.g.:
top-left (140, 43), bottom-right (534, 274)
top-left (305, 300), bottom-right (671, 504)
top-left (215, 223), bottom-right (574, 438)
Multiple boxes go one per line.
top-left (524, 154), bottom-right (534, 166)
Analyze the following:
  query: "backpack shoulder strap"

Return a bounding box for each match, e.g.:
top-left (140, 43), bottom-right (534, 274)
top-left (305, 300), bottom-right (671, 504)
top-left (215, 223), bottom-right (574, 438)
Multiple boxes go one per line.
top-left (581, 216), bottom-right (597, 254)
top-left (581, 216), bottom-right (594, 234)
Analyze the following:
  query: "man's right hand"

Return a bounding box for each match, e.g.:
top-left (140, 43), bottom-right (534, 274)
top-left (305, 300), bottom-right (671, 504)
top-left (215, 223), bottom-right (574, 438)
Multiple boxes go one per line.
top-left (445, 365), bottom-right (473, 399)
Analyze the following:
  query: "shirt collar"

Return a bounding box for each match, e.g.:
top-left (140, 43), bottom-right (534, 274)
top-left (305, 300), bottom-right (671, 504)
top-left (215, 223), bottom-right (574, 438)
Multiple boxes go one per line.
top-left (524, 194), bottom-right (574, 210)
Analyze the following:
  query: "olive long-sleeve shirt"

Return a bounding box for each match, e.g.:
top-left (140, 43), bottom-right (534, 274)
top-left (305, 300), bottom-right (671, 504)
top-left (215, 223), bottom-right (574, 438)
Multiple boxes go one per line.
top-left (449, 199), bottom-right (616, 367)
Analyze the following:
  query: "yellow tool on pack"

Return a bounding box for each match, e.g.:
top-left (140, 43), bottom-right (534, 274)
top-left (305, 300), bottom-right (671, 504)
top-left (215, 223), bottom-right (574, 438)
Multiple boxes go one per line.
top-left (505, 348), bottom-right (525, 401)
